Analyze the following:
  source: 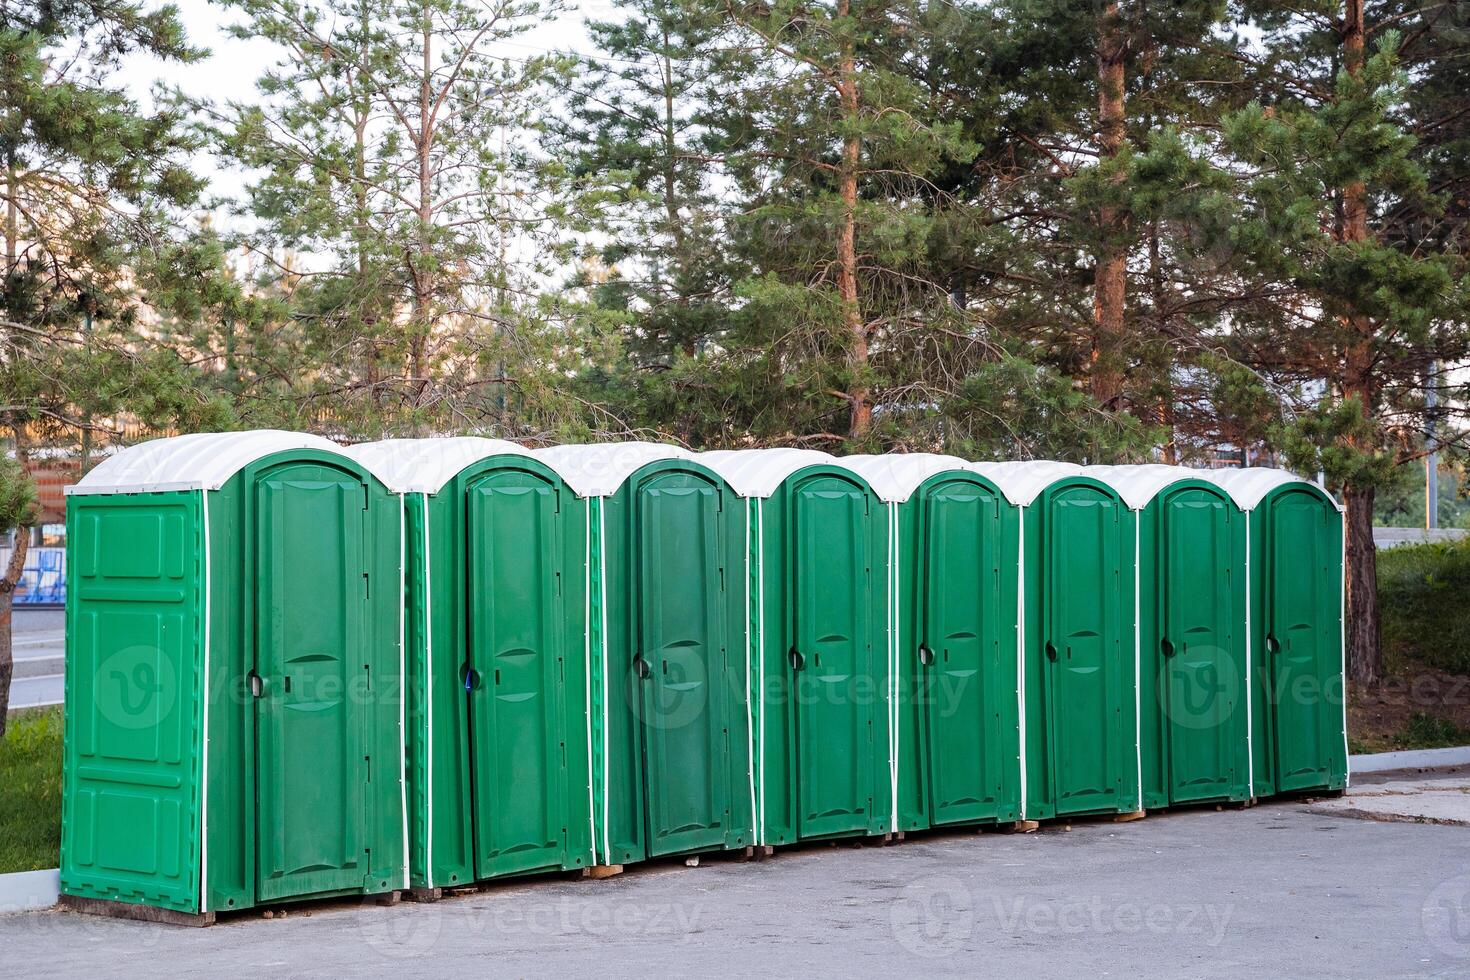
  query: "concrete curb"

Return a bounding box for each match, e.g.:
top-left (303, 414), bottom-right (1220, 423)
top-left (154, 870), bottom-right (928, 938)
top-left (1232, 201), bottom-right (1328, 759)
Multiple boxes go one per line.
top-left (0, 868), bottom-right (59, 913)
top-left (1350, 745), bottom-right (1470, 775)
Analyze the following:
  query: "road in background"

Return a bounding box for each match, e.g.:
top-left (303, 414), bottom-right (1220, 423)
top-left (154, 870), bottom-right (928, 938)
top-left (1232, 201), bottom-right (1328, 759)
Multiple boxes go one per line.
top-left (8, 610), bottom-right (64, 710)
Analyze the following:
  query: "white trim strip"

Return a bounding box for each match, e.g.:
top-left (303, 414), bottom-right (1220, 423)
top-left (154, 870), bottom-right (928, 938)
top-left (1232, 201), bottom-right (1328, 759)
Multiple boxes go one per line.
top-left (757, 498), bottom-right (767, 845)
top-left (1340, 509), bottom-right (1350, 788)
top-left (584, 498), bottom-right (598, 865)
top-left (1244, 510), bottom-right (1255, 797)
top-left (744, 498), bottom-right (758, 840)
top-left (888, 502), bottom-right (900, 834)
top-left (398, 494), bottom-right (409, 889)
top-left (199, 488), bottom-right (211, 914)
top-left (422, 494), bottom-right (435, 888)
top-left (598, 500), bottom-right (611, 862)
top-left (1133, 514), bottom-right (1143, 811)
top-left (1017, 506), bottom-right (1027, 818)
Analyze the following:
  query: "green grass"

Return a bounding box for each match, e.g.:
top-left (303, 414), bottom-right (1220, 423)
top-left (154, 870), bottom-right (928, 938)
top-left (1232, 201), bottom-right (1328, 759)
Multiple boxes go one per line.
top-left (0, 706), bottom-right (63, 873)
top-left (1394, 711), bottom-right (1470, 751)
top-left (1378, 536), bottom-right (1470, 675)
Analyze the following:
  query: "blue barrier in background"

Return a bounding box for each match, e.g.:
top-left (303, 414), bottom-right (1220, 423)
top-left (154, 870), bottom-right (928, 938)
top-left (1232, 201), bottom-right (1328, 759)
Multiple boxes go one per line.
top-left (2, 547), bottom-right (65, 605)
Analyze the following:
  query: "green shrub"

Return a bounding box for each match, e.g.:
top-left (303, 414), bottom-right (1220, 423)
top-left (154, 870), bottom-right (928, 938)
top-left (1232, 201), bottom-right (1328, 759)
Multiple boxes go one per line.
top-left (1396, 712), bottom-right (1470, 750)
top-left (1378, 536), bottom-right (1470, 675)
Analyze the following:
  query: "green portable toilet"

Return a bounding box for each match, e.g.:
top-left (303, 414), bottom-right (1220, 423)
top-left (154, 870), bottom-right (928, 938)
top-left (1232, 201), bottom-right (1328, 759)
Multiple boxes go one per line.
top-left (1203, 468), bottom-right (1347, 797)
top-left (972, 461), bottom-right (1142, 821)
top-left (697, 449), bottom-right (895, 845)
top-left (534, 443), bottom-right (753, 866)
top-left (1084, 465), bottom-right (1251, 809)
top-left (341, 438), bottom-right (594, 894)
top-left (61, 431), bottom-right (405, 921)
top-left (839, 454), bottom-right (1025, 832)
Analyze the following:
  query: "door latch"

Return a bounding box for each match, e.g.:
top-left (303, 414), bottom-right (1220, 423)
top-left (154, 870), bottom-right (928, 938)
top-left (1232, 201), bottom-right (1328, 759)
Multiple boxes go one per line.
top-left (789, 647), bottom-right (806, 672)
top-left (1266, 633), bottom-right (1280, 655)
top-left (632, 655), bottom-right (651, 680)
top-left (248, 671), bottom-right (265, 698)
top-left (1161, 637), bottom-right (1175, 657)
top-left (917, 644), bottom-right (935, 666)
top-left (1045, 641), bottom-right (1058, 662)
top-left (464, 667), bottom-right (479, 692)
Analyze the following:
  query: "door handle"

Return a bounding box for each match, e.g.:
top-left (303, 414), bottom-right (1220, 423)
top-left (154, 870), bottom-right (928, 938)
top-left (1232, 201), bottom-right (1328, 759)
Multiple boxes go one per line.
top-left (1266, 633), bottom-right (1280, 655)
top-left (918, 643), bottom-right (934, 667)
top-left (789, 646), bottom-right (806, 671)
top-left (248, 671), bottom-right (265, 698)
top-left (464, 667), bottom-right (479, 692)
top-left (1045, 641), bottom-right (1057, 662)
top-left (1161, 637), bottom-right (1175, 657)
top-left (633, 654), bottom-right (651, 680)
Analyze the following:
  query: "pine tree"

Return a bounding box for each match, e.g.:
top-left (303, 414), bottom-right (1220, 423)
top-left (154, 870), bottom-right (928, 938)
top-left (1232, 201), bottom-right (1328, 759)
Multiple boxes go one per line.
top-left (217, 0), bottom-right (581, 435)
top-left (557, 0), bottom-right (731, 365)
top-left (1220, 4), bottom-right (1470, 682)
top-left (1, 0), bottom-right (232, 443)
top-left (702, 0), bottom-right (980, 445)
top-left (949, 0), bottom-right (1242, 444)
top-left (1, 0), bottom-right (233, 720)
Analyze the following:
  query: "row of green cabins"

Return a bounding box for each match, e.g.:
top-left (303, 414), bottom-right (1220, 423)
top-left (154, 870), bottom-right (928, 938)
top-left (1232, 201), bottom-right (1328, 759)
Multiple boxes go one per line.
top-left (58, 432), bottom-right (1346, 921)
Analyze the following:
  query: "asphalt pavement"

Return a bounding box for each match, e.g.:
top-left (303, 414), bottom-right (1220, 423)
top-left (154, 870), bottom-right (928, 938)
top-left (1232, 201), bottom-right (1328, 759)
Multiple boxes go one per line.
top-left (2, 799), bottom-right (1468, 979)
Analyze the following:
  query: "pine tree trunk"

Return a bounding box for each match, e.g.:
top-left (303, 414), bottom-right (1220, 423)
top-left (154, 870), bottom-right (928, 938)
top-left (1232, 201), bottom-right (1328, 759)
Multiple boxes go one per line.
top-left (836, 6), bottom-right (870, 439)
top-left (1339, 0), bottom-right (1381, 684)
top-left (840, 125), bottom-right (869, 439)
top-left (355, 0), bottom-right (380, 402)
top-left (1091, 0), bottom-right (1128, 410)
top-left (5, 147), bottom-right (17, 269)
top-left (0, 530), bottom-right (30, 740)
top-left (410, 6), bottom-right (433, 391)
top-left (661, 40), bottom-right (696, 358)
top-left (1148, 215), bottom-right (1177, 460)
top-left (1343, 484), bottom-right (1379, 684)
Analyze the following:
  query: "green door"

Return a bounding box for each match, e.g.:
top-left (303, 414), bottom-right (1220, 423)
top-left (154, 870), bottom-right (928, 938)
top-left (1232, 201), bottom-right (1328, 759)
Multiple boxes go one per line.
top-left (1268, 491), bottom-right (1338, 792)
top-left (255, 464), bottom-right (370, 901)
top-left (466, 470), bottom-right (566, 878)
top-left (792, 476), bottom-right (874, 838)
top-left (635, 473), bottom-right (729, 856)
top-left (921, 481), bottom-right (1004, 825)
top-left (1161, 488), bottom-right (1236, 803)
top-left (1044, 485), bottom-right (1126, 816)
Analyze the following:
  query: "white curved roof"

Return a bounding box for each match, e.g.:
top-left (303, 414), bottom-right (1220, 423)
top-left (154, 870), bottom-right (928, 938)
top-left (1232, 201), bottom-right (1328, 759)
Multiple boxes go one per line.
top-left (1080, 464), bottom-right (1203, 511)
top-left (342, 437), bottom-right (534, 495)
top-left (836, 453), bottom-right (973, 503)
top-left (66, 430), bottom-right (382, 496)
top-left (532, 442), bottom-right (691, 497)
top-left (965, 461), bottom-right (1084, 507)
top-left (1201, 467), bottom-right (1341, 512)
top-left (694, 448), bottom-right (840, 498)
